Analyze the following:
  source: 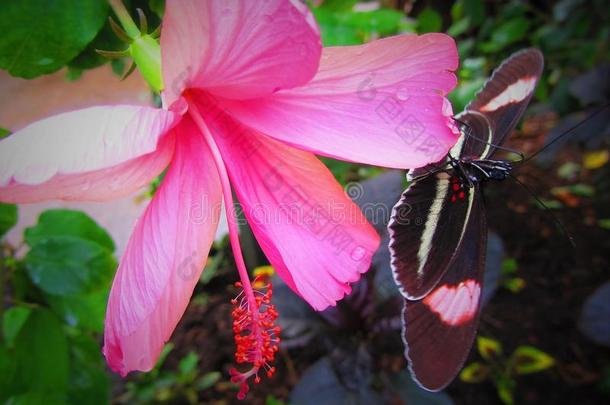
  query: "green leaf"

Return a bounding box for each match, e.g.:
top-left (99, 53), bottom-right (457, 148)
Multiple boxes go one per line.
top-left (510, 346), bottom-right (555, 375)
top-left (463, 0), bottom-right (485, 27)
top-left (25, 236), bottom-right (116, 296)
top-left (197, 371), bottom-right (221, 391)
top-left (448, 77), bottom-right (486, 112)
top-left (451, 1), bottom-right (463, 21)
top-left (47, 288), bottom-right (109, 333)
top-left (557, 162), bottom-right (581, 179)
top-left (111, 58), bottom-right (127, 76)
top-left (501, 258), bottom-right (518, 275)
top-left (477, 336), bottom-right (503, 360)
top-left (265, 395), bottom-right (289, 405)
top-left (14, 309), bottom-right (69, 395)
top-left (2, 307), bottom-right (31, 348)
top-left (5, 392), bottom-right (66, 405)
top-left (496, 376), bottom-right (515, 405)
top-left (535, 198), bottom-right (563, 210)
top-left (340, 9), bottom-right (405, 36)
top-left (503, 277), bottom-right (526, 293)
top-left (0, 344), bottom-right (17, 402)
top-left (319, 0), bottom-right (357, 12)
top-left (67, 333), bottom-right (110, 405)
top-left (201, 253), bottom-right (222, 285)
top-left (416, 8), bottom-right (443, 34)
top-left (0, 0), bottom-right (109, 78)
top-left (0, 127), bottom-right (10, 138)
top-left (149, 0), bottom-right (165, 17)
top-left (568, 184), bottom-right (595, 197)
top-left (479, 18), bottom-right (530, 53)
top-left (459, 362), bottom-right (490, 383)
top-left (178, 351), bottom-right (199, 376)
top-left (457, 38), bottom-right (475, 58)
top-left (65, 67), bottom-right (83, 81)
top-left (321, 157), bottom-right (359, 185)
top-left (447, 18), bottom-right (470, 37)
top-left (312, 8), bottom-right (405, 46)
top-left (25, 209), bottom-right (115, 251)
top-left (550, 184), bottom-right (595, 199)
top-left (0, 203), bottom-right (18, 239)
top-left (316, 23), bottom-right (360, 46)
top-left (69, 21), bottom-right (124, 71)
top-left (148, 343), bottom-right (175, 378)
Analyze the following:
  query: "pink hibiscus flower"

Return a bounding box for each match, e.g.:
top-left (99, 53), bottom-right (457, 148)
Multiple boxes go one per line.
top-left (0, 0), bottom-right (458, 396)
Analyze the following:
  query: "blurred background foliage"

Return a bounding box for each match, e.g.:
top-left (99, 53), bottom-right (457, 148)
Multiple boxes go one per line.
top-left (0, 0), bottom-right (609, 404)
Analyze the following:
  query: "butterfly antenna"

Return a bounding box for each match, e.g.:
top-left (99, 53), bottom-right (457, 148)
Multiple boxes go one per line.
top-left (454, 118), bottom-right (525, 162)
top-left (522, 103), bottom-right (610, 164)
top-left (508, 173), bottom-right (576, 248)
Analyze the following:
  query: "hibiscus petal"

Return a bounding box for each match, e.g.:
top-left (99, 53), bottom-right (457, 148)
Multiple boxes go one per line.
top-left (161, 0), bottom-right (321, 105)
top-left (0, 105), bottom-right (180, 203)
top-left (198, 99), bottom-right (379, 310)
top-left (217, 33), bottom-right (459, 169)
top-left (103, 117), bottom-right (222, 375)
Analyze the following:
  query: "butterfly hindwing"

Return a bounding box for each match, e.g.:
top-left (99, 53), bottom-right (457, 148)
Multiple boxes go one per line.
top-left (402, 191), bottom-right (487, 391)
top-left (389, 171), bottom-right (476, 299)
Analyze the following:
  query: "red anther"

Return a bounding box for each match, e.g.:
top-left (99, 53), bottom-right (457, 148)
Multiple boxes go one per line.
top-left (451, 195), bottom-right (457, 202)
top-left (230, 278), bottom-right (281, 400)
top-left (452, 183), bottom-right (460, 191)
top-left (459, 191), bottom-right (465, 199)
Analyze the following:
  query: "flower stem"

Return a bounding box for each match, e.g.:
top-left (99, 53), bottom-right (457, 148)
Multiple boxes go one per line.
top-left (108, 0), bottom-right (140, 38)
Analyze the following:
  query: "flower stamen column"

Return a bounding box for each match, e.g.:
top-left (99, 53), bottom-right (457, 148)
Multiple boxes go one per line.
top-left (187, 97), bottom-right (280, 399)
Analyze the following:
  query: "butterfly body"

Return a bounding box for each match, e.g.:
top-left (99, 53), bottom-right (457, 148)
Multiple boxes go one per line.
top-left (450, 155), bottom-right (512, 185)
top-left (389, 48), bottom-right (544, 391)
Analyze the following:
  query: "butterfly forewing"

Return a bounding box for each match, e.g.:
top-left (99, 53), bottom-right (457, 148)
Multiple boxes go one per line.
top-left (389, 171), bottom-right (476, 299)
top-left (402, 192), bottom-right (487, 391)
top-left (465, 48), bottom-right (544, 159)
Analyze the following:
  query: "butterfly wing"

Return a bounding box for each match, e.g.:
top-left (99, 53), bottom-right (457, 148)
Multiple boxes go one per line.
top-left (391, 48), bottom-right (543, 391)
top-left (459, 48), bottom-right (544, 159)
top-left (389, 171), bottom-right (477, 299)
top-left (402, 190), bottom-right (487, 391)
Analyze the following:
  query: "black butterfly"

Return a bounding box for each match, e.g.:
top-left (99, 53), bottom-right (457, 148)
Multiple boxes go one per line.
top-left (387, 48), bottom-right (544, 391)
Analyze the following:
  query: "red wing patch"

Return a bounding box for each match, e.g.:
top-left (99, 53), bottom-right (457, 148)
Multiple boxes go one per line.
top-left (423, 279), bottom-right (481, 326)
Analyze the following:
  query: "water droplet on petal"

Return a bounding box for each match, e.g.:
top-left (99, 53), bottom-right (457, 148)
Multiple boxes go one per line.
top-left (396, 88), bottom-right (410, 102)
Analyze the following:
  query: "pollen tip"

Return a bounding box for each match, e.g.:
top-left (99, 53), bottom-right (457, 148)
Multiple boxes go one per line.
top-left (229, 278), bottom-right (281, 400)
